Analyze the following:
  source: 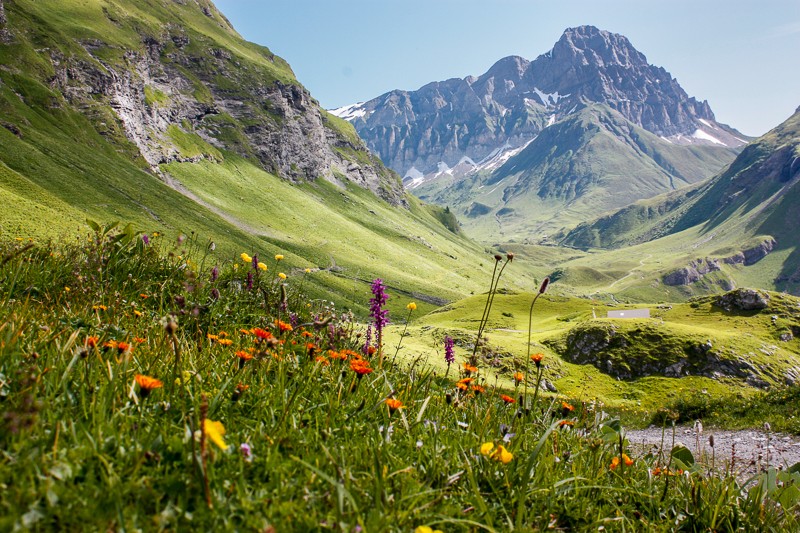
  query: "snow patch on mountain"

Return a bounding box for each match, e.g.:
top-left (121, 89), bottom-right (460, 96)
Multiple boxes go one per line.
top-left (692, 128), bottom-right (726, 146)
top-left (330, 103), bottom-right (367, 120)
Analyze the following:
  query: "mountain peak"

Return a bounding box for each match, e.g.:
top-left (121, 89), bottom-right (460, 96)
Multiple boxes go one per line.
top-left (551, 26), bottom-right (648, 69)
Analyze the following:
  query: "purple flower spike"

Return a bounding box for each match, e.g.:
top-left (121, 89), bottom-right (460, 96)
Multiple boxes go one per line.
top-left (444, 336), bottom-right (455, 364)
top-left (210, 265), bottom-right (219, 282)
top-left (252, 253), bottom-right (259, 271)
top-left (369, 279), bottom-right (390, 335)
top-left (141, 234), bottom-right (150, 246)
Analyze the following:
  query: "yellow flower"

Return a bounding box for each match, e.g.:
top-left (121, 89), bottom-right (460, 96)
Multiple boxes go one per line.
top-left (407, 302), bottom-right (417, 311)
top-left (491, 444), bottom-right (513, 464)
top-left (258, 262), bottom-right (268, 271)
top-left (305, 268), bottom-right (311, 273)
top-left (278, 273), bottom-right (287, 280)
top-left (64, 287), bottom-right (71, 292)
top-left (240, 253), bottom-right (252, 263)
top-left (275, 254), bottom-right (284, 261)
top-left (414, 527), bottom-right (443, 533)
top-left (480, 442), bottom-right (494, 456)
top-left (203, 419), bottom-right (229, 450)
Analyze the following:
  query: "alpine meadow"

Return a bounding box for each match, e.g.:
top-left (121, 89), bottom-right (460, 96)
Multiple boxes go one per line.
top-left (2, 1), bottom-right (800, 531)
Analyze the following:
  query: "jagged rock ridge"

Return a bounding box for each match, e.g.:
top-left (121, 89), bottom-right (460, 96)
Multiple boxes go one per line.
top-left (336, 25), bottom-right (747, 183)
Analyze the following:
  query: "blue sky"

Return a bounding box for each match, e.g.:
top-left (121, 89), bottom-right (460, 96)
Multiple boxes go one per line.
top-left (214, 0), bottom-right (800, 137)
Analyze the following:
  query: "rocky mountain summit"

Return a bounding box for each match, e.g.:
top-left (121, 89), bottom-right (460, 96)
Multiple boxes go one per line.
top-left (336, 26), bottom-right (746, 185)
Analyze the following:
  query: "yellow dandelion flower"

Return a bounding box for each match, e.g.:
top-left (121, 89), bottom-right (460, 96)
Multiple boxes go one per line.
top-left (278, 273), bottom-right (287, 280)
top-left (275, 254), bottom-right (284, 261)
top-left (203, 419), bottom-right (229, 450)
top-left (240, 253), bottom-right (252, 263)
top-left (258, 262), bottom-right (268, 271)
top-left (407, 302), bottom-right (417, 311)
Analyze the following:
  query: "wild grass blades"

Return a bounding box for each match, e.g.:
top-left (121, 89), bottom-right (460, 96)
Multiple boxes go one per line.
top-left (523, 276), bottom-right (550, 416)
top-left (1, 229), bottom-right (799, 531)
top-left (469, 253), bottom-right (513, 365)
top-left (390, 302), bottom-right (415, 367)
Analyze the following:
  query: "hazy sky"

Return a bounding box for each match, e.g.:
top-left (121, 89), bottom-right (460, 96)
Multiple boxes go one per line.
top-left (214, 1), bottom-right (799, 137)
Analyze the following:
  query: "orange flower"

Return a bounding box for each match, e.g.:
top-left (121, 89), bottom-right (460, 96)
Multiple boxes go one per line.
top-left (501, 394), bottom-right (516, 404)
top-left (117, 342), bottom-right (132, 354)
top-left (455, 377), bottom-right (473, 390)
top-left (610, 453), bottom-right (634, 470)
top-left (218, 338), bottom-right (233, 346)
top-left (531, 353), bottom-right (544, 366)
top-left (328, 350), bottom-right (347, 361)
top-left (275, 320), bottom-right (293, 333)
top-left (207, 333), bottom-right (219, 341)
top-left (86, 336), bottom-right (99, 348)
top-left (135, 374), bottom-right (163, 398)
top-left (463, 363), bottom-right (478, 375)
top-left (301, 331), bottom-right (314, 338)
top-left (561, 401), bottom-right (575, 412)
top-left (366, 346), bottom-right (377, 356)
top-left (350, 359), bottom-right (373, 376)
top-left (306, 343), bottom-right (317, 354)
top-left (559, 420), bottom-right (575, 428)
top-left (133, 337), bottom-right (146, 344)
top-left (102, 340), bottom-right (117, 351)
top-left (239, 328), bottom-right (252, 336)
top-left (385, 398), bottom-right (404, 412)
top-left (471, 385), bottom-right (485, 394)
top-left (236, 350), bottom-right (253, 361)
top-left (513, 371), bottom-right (524, 384)
top-left (315, 356), bottom-right (330, 366)
top-left (232, 382), bottom-right (249, 402)
top-left (252, 328), bottom-right (272, 340)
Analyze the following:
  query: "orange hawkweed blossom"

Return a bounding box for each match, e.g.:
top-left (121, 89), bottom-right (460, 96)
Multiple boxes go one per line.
top-left (385, 398), bottom-right (404, 412)
top-left (531, 352), bottom-right (544, 366)
top-left (463, 363), bottom-right (478, 375)
top-left (610, 453), bottom-right (634, 470)
top-left (471, 384), bottom-right (485, 394)
top-left (218, 339), bottom-right (233, 346)
top-left (235, 350), bottom-right (253, 361)
top-left (513, 371), bottom-right (524, 384)
top-left (135, 374), bottom-right (163, 398)
top-left (350, 358), bottom-right (373, 376)
top-left (86, 336), bottom-right (99, 348)
top-left (275, 320), bottom-right (293, 333)
top-left (455, 377), bottom-right (473, 390)
top-left (501, 394), bottom-right (516, 404)
top-left (252, 328), bottom-right (272, 341)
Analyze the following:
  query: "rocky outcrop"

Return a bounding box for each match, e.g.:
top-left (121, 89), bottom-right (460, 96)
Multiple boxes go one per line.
top-left (44, 6), bottom-right (404, 205)
top-left (716, 288), bottom-right (770, 311)
top-left (722, 238), bottom-right (776, 266)
top-left (663, 258), bottom-right (722, 286)
top-left (0, 0), bottom-right (10, 43)
top-left (552, 321), bottom-right (766, 386)
top-left (663, 239), bottom-right (776, 287)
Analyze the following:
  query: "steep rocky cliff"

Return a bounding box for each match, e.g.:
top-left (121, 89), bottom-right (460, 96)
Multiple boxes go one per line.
top-left (7, 0), bottom-right (403, 204)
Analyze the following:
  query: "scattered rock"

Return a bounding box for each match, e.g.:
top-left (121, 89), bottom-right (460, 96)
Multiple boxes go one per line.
top-left (716, 288), bottom-right (770, 311)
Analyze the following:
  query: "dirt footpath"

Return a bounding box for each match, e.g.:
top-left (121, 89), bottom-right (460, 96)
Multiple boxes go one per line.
top-left (626, 426), bottom-right (800, 478)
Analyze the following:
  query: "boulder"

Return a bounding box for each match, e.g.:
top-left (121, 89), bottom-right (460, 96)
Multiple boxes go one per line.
top-left (716, 288), bottom-right (770, 311)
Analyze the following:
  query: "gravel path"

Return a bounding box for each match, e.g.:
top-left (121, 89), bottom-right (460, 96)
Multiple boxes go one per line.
top-left (626, 426), bottom-right (800, 479)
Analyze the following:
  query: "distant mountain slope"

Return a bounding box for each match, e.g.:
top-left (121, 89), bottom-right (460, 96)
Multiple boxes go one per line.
top-left (334, 25), bottom-right (746, 240)
top-left (0, 0), bottom-right (502, 313)
top-left (558, 107), bottom-right (800, 295)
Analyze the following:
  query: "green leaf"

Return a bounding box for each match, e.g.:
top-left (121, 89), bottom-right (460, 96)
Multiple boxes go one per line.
top-left (85, 218), bottom-right (101, 232)
top-left (671, 445), bottom-right (695, 467)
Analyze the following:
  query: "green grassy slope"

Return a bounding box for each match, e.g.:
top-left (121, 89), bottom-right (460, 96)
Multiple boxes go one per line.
top-left (556, 109), bottom-right (800, 297)
top-left (387, 287), bottom-right (800, 417)
top-left (0, 0), bottom-right (516, 316)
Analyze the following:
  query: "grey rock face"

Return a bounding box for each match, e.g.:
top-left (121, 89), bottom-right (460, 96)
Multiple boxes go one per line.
top-left (340, 25), bottom-right (746, 178)
top-left (0, 0), bottom-right (10, 43)
top-left (716, 289), bottom-right (771, 311)
top-left (47, 29), bottom-right (403, 205)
